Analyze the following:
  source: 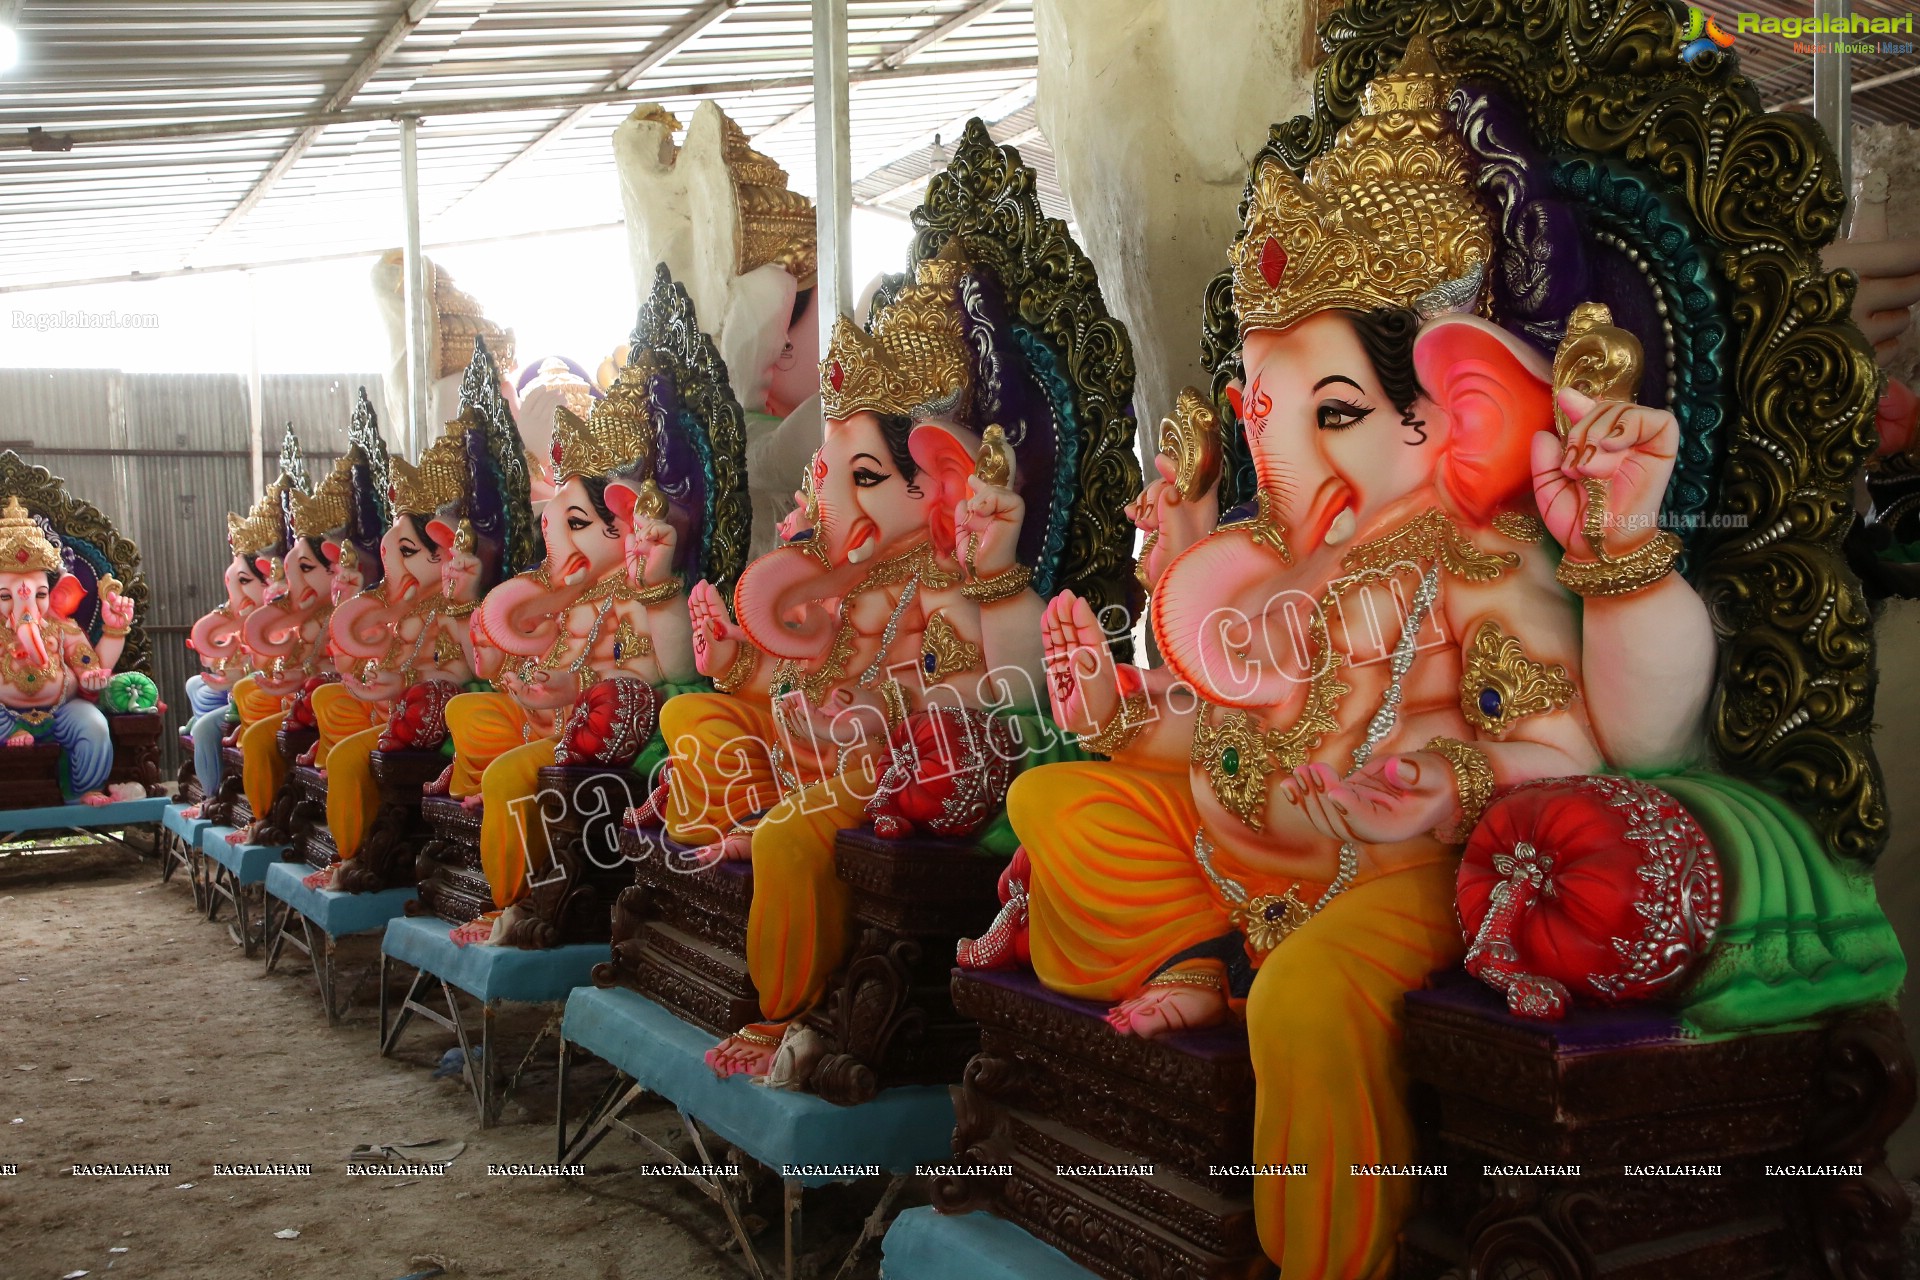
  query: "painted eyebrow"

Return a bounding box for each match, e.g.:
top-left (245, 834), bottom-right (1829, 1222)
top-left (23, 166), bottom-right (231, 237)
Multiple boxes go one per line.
top-left (1312, 375), bottom-right (1365, 392)
top-left (850, 452), bottom-right (885, 467)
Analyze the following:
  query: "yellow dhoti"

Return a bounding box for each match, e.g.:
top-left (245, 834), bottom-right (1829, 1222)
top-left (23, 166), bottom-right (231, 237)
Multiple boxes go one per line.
top-left (659, 692), bottom-right (874, 1021)
top-left (445, 690), bottom-right (530, 799)
top-left (230, 675), bottom-right (283, 729)
top-left (444, 691), bottom-right (557, 911)
top-left (1011, 760), bottom-right (1462, 1279)
top-left (310, 682), bottom-right (379, 762)
top-left (660, 693), bottom-right (784, 847)
top-left (239, 710), bottom-right (289, 820)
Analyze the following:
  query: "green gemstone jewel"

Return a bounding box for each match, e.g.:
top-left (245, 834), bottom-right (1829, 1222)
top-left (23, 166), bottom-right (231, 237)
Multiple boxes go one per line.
top-left (1221, 746), bottom-right (1240, 776)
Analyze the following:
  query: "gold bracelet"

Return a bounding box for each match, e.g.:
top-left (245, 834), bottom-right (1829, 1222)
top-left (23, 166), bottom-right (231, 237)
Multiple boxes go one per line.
top-left (1144, 964), bottom-right (1225, 993)
top-left (1554, 530), bottom-right (1682, 598)
top-left (960, 562), bottom-right (1032, 604)
top-left (712, 642), bottom-right (757, 695)
top-left (1075, 690), bottom-right (1149, 757)
top-left (632, 577), bottom-right (684, 606)
top-left (1424, 735), bottom-right (1495, 843)
top-left (442, 600), bottom-right (478, 618)
top-left (99, 624), bottom-right (130, 639)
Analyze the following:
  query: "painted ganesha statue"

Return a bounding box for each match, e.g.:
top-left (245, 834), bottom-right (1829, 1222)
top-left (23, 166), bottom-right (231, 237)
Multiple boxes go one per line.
top-left (953, 28), bottom-right (1908, 1280)
top-left (0, 471), bottom-right (151, 807)
top-left (440, 267), bottom-right (747, 949)
top-left (658, 119), bottom-right (1142, 1084)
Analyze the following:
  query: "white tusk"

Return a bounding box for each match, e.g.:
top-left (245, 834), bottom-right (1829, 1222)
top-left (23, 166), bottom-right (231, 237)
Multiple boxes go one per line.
top-left (1325, 508), bottom-right (1357, 546)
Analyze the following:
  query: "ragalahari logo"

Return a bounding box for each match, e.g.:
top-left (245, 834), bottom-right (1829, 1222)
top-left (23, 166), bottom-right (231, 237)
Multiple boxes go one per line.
top-left (1682, 7), bottom-right (1738, 64)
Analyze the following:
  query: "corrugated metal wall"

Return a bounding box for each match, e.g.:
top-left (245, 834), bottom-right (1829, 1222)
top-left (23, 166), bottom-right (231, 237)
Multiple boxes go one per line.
top-left (0, 369), bottom-right (386, 776)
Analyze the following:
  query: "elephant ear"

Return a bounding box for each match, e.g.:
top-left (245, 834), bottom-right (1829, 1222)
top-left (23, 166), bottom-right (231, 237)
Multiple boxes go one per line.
top-left (908, 423), bottom-right (981, 559)
top-left (49, 573), bottom-right (86, 620)
top-left (1413, 315), bottom-right (1552, 527)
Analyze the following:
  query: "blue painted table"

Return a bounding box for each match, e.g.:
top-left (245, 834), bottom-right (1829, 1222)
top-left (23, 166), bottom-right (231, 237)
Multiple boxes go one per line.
top-left (880, 1208), bottom-right (1096, 1280)
top-left (198, 824), bottom-right (288, 956)
top-left (262, 860), bottom-right (415, 1023)
top-left (379, 914), bottom-right (603, 1126)
top-left (558, 985), bottom-right (958, 1279)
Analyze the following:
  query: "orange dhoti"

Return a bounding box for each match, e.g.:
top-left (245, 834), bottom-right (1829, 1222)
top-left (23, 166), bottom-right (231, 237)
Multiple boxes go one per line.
top-left (1010, 760), bottom-right (1463, 1280)
top-left (231, 675), bottom-right (291, 821)
top-left (660, 692), bottom-right (875, 1022)
top-left (311, 683), bottom-right (385, 861)
top-left (446, 691), bottom-right (559, 913)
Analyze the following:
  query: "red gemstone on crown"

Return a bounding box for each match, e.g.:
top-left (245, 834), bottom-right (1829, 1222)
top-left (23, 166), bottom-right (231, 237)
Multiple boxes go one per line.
top-left (828, 361), bottom-right (845, 392)
top-left (1259, 237), bottom-right (1287, 288)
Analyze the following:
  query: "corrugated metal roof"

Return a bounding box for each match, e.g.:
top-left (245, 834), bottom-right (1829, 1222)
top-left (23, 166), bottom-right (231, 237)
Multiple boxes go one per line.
top-left (0, 0), bottom-right (1045, 288)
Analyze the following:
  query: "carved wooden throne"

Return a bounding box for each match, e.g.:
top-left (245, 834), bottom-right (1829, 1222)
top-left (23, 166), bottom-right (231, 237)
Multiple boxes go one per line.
top-left (932, 4), bottom-right (1914, 1279)
top-left (0, 450), bottom-right (159, 810)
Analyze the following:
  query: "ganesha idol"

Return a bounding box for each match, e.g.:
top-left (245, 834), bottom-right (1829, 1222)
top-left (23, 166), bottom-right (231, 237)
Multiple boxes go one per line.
top-left (307, 417), bottom-right (477, 887)
top-left (0, 497), bottom-right (140, 805)
top-left (225, 452), bottom-right (350, 845)
top-left (181, 503), bottom-right (273, 800)
top-left (659, 228), bottom-right (1139, 1081)
top-left (975, 38), bottom-right (1908, 1277)
top-left (440, 356), bottom-right (708, 946)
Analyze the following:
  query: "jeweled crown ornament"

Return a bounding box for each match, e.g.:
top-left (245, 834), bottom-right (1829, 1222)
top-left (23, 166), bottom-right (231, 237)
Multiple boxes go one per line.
top-left (820, 246), bottom-right (970, 422)
top-left (0, 497), bottom-right (60, 574)
top-left (721, 113), bottom-right (817, 282)
top-left (229, 481), bottom-right (287, 558)
top-left (1230, 35), bottom-right (1493, 335)
top-left (389, 416), bottom-right (470, 515)
top-left (551, 357), bottom-right (658, 482)
top-left (290, 452), bottom-right (354, 539)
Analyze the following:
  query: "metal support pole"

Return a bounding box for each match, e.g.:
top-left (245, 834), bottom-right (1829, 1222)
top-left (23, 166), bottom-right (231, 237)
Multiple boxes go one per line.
top-left (245, 269), bottom-right (264, 495)
top-left (1814, 0), bottom-right (1854, 230)
top-left (813, 0), bottom-right (853, 353)
top-left (400, 115), bottom-right (431, 459)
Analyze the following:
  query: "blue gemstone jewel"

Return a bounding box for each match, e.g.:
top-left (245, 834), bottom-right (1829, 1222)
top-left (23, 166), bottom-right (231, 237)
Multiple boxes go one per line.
top-left (1478, 687), bottom-right (1503, 719)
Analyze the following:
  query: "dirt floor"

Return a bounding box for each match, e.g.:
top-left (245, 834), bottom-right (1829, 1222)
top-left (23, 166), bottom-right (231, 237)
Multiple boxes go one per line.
top-left (0, 840), bottom-right (899, 1280)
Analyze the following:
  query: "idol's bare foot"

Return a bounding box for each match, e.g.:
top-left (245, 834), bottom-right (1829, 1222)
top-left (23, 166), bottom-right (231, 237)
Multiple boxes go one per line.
top-left (705, 1023), bottom-right (783, 1079)
top-left (1104, 985), bottom-right (1229, 1038)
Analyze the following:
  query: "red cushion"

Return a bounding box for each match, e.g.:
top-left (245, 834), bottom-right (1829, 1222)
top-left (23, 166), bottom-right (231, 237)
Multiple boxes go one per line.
top-left (554, 677), bottom-right (661, 768)
top-left (868, 707), bottom-right (1016, 839)
top-left (1457, 775), bottom-right (1722, 1012)
top-left (379, 679), bottom-right (459, 751)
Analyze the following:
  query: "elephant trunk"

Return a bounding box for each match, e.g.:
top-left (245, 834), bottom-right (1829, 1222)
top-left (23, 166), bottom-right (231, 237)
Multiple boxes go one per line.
top-left (1152, 527), bottom-right (1316, 711)
top-left (15, 616), bottom-right (46, 670)
top-left (732, 545), bottom-right (875, 663)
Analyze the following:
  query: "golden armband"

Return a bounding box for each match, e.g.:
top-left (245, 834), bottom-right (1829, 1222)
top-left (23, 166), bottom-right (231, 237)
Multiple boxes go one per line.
top-left (1424, 735), bottom-right (1495, 843)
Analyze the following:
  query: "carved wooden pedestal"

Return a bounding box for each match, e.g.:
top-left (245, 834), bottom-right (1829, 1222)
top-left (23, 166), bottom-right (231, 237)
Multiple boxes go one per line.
top-left (413, 763), bottom-right (634, 946)
top-left (286, 765), bottom-right (334, 870)
top-left (938, 967), bottom-right (1268, 1280)
top-left (199, 744), bottom-right (250, 828)
top-left (328, 748), bottom-right (440, 895)
top-left (1397, 977), bottom-right (1915, 1280)
top-left (177, 730), bottom-right (202, 804)
top-left (803, 831), bottom-right (1004, 1105)
top-left (0, 710), bottom-right (164, 810)
top-left (414, 794), bottom-right (489, 925)
top-left (596, 826), bottom-right (759, 1035)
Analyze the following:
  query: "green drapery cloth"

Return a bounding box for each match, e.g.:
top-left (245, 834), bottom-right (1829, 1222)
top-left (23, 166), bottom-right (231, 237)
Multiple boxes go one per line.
top-left (1646, 771), bottom-right (1905, 1035)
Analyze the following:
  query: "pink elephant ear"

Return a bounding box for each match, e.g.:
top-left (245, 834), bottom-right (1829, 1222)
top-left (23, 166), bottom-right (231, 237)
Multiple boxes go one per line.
top-left (908, 424), bottom-right (981, 558)
top-left (1413, 315), bottom-right (1553, 526)
top-left (602, 478), bottom-right (641, 527)
top-left (425, 519), bottom-right (456, 550)
top-left (49, 574), bottom-right (85, 619)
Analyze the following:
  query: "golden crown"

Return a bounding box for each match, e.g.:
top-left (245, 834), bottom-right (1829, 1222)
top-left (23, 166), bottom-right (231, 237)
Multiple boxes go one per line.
top-left (551, 358), bottom-right (658, 482)
top-left (1230, 36), bottom-right (1492, 336)
top-left (432, 265), bottom-right (515, 378)
top-left (0, 497), bottom-right (59, 575)
top-left (819, 250), bottom-right (969, 422)
top-left (389, 416), bottom-right (470, 515)
top-left (290, 453), bottom-right (353, 539)
top-left (721, 113), bottom-right (817, 282)
top-left (228, 481), bottom-right (286, 558)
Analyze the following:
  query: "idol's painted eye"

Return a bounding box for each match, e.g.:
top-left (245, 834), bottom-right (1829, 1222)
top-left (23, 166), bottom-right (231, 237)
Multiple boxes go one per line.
top-left (852, 467), bottom-right (888, 489)
top-left (1315, 397), bottom-right (1374, 431)
top-left (399, 541), bottom-right (419, 559)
